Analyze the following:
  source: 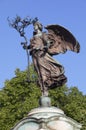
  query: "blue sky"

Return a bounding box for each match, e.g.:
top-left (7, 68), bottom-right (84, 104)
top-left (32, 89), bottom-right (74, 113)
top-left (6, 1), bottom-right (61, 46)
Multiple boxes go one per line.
top-left (0, 0), bottom-right (86, 94)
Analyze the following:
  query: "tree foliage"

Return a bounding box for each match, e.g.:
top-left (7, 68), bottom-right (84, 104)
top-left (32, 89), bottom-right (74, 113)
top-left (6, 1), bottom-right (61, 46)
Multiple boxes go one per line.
top-left (49, 87), bottom-right (86, 130)
top-left (0, 66), bottom-right (86, 130)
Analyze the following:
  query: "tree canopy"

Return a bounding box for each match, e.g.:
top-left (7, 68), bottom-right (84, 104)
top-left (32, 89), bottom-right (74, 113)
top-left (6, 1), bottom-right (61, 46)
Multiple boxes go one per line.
top-left (0, 66), bottom-right (86, 130)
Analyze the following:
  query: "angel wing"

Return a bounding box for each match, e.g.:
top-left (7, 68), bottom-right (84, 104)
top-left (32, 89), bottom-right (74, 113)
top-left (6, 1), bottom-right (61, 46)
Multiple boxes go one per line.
top-left (45, 24), bottom-right (80, 55)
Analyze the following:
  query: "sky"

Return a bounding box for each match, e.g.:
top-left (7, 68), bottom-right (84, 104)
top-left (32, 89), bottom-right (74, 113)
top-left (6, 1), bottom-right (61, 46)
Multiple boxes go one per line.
top-left (0, 0), bottom-right (86, 94)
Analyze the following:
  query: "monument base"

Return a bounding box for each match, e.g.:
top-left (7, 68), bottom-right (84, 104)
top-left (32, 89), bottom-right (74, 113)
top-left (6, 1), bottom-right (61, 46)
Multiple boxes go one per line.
top-left (12, 96), bottom-right (82, 130)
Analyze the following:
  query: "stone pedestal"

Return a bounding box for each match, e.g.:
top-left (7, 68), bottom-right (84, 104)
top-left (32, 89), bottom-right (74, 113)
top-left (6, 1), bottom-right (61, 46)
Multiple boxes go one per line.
top-left (12, 96), bottom-right (82, 130)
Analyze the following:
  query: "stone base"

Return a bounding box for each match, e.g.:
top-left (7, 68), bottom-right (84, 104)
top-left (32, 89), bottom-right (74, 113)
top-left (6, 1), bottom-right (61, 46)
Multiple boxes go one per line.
top-left (12, 97), bottom-right (82, 130)
top-left (28, 106), bottom-right (82, 130)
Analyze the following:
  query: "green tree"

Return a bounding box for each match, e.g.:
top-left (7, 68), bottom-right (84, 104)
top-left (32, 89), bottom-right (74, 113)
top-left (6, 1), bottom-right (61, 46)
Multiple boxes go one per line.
top-left (49, 87), bottom-right (86, 130)
top-left (0, 66), bottom-right (86, 130)
top-left (0, 66), bottom-right (41, 129)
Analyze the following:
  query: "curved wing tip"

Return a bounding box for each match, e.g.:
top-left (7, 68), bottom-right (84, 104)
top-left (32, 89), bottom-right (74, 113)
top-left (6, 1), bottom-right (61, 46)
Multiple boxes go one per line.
top-left (75, 41), bottom-right (80, 53)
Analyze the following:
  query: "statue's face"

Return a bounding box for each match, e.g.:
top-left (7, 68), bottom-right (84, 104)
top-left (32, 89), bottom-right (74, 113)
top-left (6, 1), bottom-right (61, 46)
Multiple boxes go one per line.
top-left (33, 22), bottom-right (42, 33)
top-left (34, 24), bottom-right (39, 31)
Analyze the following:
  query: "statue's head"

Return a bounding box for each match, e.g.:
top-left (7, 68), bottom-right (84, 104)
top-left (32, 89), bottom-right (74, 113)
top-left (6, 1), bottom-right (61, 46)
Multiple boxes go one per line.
top-left (33, 21), bottom-right (43, 32)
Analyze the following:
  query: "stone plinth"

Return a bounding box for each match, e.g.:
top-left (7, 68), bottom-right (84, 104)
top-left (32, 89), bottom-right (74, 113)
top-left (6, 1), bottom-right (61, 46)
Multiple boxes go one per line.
top-left (12, 97), bottom-right (82, 130)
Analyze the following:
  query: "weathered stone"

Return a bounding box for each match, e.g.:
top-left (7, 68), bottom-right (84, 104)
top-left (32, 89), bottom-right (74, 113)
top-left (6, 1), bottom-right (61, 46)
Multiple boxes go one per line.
top-left (12, 97), bottom-right (82, 130)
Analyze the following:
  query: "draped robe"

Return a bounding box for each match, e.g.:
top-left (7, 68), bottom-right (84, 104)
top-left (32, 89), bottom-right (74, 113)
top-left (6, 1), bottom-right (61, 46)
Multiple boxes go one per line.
top-left (30, 32), bottom-right (67, 92)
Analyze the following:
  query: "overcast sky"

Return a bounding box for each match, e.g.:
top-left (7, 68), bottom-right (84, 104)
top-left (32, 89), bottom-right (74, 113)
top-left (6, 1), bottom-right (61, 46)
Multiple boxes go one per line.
top-left (0, 0), bottom-right (86, 94)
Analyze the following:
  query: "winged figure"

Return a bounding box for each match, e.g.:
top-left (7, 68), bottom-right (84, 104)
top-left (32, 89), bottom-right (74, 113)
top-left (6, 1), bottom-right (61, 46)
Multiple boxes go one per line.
top-left (27, 21), bottom-right (80, 96)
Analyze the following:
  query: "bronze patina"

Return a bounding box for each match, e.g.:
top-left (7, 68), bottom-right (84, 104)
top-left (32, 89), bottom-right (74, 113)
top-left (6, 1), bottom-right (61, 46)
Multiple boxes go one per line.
top-left (28, 21), bottom-right (80, 96)
top-left (9, 17), bottom-right (80, 96)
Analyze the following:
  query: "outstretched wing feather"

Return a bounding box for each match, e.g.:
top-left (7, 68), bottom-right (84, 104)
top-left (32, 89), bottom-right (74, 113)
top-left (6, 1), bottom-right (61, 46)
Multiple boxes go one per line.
top-left (45, 25), bottom-right (80, 55)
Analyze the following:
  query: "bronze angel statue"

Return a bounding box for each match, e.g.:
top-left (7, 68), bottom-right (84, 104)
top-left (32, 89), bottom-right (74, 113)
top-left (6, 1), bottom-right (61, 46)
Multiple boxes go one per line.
top-left (26, 21), bottom-right (80, 96)
top-left (9, 17), bottom-right (80, 96)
